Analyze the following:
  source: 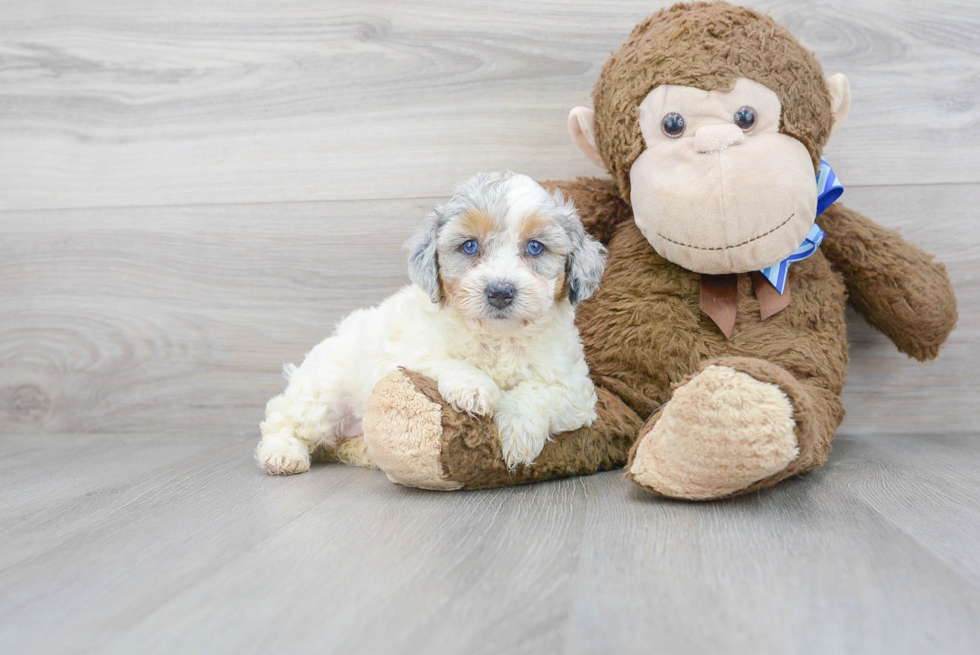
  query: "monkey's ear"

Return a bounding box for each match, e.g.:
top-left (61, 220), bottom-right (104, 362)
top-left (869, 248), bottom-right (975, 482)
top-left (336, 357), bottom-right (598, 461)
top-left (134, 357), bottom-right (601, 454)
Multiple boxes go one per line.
top-left (568, 107), bottom-right (605, 167)
top-left (826, 73), bottom-right (851, 138)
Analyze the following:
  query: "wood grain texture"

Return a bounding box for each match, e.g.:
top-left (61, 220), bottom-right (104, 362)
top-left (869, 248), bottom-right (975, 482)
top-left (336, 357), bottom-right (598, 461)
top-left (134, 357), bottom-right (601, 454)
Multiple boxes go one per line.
top-left (1, 184), bottom-right (976, 436)
top-left (0, 197), bottom-right (429, 434)
top-left (1, 0), bottom-right (979, 210)
top-left (0, 433), bottom-right (977, 654)
top-left (2, 3), bottom-right (977, 653)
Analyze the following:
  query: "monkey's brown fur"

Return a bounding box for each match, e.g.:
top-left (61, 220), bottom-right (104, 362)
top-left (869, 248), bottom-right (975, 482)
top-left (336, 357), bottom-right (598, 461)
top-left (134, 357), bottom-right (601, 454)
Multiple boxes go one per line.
top-left (363, 2), bottom-right (957, 498)
top-left (595, 2), bottom-right (833, 198)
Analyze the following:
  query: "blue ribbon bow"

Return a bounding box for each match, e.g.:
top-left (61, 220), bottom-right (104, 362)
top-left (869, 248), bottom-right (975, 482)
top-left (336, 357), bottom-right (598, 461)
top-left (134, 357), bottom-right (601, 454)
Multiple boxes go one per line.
top-left (757, 158), bottom-right (842, 294)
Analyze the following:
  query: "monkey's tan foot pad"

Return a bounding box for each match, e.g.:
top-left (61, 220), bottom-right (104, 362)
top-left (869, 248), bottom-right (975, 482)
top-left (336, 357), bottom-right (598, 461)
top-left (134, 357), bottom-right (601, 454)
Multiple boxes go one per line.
top-left (627, 364), bottom-right (799, 500)
top-left (363, 369), bottom-right (463, 490)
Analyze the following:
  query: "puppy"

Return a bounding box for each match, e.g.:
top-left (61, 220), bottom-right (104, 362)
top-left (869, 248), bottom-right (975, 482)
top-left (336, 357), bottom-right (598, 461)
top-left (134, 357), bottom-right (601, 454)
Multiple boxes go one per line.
top-left (256, 171), bottom-right (607, 475)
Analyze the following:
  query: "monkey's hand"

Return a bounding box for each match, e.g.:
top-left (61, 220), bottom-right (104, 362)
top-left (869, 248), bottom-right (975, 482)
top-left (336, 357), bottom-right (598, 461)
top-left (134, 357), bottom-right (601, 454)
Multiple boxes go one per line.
top-left (540, 177), bottom-right (632, 245)
top-left (818, 202), bottom-right (957, 361)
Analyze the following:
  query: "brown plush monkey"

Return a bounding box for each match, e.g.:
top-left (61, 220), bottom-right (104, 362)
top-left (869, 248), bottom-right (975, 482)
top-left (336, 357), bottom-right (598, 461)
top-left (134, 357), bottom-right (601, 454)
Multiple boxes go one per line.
top-left (360, 1), bottom-right (957, 499)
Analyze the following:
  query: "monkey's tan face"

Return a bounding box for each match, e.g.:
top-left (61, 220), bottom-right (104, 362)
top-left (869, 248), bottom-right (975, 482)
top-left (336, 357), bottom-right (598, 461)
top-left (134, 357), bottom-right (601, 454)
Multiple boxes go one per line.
top-left (628, 78), bottom-right (818, 274)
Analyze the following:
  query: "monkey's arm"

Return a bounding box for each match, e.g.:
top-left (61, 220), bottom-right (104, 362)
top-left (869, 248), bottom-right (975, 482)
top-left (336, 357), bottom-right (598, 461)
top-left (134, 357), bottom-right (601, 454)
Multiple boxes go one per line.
top-left (818, 202), bottom-right (957, 361)
top-left (541, 177), bottom-right (632, 244)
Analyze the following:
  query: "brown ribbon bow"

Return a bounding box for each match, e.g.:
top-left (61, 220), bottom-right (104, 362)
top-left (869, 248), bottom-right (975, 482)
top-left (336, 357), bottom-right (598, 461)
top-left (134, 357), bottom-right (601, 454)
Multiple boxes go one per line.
top-left (699, 272), bottom-right (792, 340)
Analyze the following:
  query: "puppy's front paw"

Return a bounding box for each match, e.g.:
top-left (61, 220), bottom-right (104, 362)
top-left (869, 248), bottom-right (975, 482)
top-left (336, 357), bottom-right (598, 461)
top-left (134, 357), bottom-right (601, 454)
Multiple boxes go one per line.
top-left (494, 402), bottom-right (551, 470)
top-left (438, 372), bottom-right (500, 417)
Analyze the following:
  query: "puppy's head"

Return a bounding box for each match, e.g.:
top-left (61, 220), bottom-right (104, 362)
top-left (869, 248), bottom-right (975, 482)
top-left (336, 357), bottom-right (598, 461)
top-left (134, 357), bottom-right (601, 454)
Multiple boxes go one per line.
top-left (407, 171), bottom-right (606, 327)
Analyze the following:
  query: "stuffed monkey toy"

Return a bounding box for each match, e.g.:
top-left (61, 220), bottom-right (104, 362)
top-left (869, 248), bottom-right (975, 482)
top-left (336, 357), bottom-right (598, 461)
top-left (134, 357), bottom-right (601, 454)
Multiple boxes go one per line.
top-left (359, 1), bottom-right (957, 499)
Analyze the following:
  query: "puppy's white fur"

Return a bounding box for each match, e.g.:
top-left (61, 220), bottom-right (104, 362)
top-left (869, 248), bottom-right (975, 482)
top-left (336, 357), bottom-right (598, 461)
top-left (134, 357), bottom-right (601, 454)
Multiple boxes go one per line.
top-left (256, 171), bottom-right (606, 474)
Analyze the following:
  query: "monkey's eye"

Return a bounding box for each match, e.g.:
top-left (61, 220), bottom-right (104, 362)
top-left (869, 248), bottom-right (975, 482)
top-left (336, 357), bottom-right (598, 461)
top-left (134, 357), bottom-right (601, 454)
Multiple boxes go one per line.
top-left (461, 239), bottom-right (480, 255)
top-left (525, 240), bottom-right (544, 257)
top-left (734, 106), bottom-right (757, 131)
top-left (661, 112), bottom-right (686, 138)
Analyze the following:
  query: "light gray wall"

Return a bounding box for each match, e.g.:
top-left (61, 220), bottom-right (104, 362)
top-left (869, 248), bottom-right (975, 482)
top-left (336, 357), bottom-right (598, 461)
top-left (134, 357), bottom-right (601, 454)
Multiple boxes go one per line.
top-left (1, 0), bottom-right (977, 436)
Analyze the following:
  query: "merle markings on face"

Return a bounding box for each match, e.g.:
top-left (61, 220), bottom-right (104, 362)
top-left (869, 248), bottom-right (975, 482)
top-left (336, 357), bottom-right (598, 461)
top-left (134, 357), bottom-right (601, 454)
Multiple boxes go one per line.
top-left (407, 171), bottom-right (607, 326)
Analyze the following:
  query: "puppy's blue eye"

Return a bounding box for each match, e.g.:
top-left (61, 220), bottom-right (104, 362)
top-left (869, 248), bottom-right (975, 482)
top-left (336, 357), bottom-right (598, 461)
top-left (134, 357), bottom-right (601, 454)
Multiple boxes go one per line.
top-left (525, 240), bottom-right (544, 256)
top-left (461, 239), bottom-right (479, 255)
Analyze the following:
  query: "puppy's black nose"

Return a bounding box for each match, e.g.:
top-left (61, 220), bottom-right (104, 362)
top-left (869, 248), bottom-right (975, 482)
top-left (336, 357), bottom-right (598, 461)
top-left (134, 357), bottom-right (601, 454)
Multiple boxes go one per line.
top-left (486, 282), bottom-right (516, 309)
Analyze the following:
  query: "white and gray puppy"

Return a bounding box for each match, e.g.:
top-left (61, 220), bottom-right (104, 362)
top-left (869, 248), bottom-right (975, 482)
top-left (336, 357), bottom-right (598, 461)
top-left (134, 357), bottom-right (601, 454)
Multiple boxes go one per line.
top-left (256, 171), bottom-right (607, 474)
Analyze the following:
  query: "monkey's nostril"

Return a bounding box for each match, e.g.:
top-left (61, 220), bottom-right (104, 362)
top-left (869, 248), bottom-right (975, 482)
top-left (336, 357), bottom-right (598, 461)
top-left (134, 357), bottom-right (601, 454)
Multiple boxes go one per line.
top-left (486, 282), bottom-right (516, 309)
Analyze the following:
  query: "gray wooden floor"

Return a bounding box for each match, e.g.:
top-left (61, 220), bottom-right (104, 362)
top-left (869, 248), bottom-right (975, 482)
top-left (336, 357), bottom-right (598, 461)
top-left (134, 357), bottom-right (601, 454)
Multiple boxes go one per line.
top-left (1, 433), bottom-right (978, 654)
top-left (2, 1), bottom-right (979, 653)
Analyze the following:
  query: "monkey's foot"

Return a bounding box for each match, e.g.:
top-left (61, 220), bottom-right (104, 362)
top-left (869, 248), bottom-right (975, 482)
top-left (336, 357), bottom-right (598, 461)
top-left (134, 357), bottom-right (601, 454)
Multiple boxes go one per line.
top-left (362, 369), bottom-right (464, 490)
top-left (363, 368), bottom-right (639, 491)
top-left (627, 363), bottom-right (799, 500)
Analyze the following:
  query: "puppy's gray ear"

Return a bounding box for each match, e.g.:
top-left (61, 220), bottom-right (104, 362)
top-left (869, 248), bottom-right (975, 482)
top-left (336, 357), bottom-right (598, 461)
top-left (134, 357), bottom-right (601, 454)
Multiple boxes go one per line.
top-left (406, 207), bottom-right (444, 303)
top-left (554, 190), bottom-right (606, 304)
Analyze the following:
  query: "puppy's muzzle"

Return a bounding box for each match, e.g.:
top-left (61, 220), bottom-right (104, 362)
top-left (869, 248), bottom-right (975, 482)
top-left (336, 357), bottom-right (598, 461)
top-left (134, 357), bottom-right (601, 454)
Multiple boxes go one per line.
top-left (486, 282), bottom-right (516, 309)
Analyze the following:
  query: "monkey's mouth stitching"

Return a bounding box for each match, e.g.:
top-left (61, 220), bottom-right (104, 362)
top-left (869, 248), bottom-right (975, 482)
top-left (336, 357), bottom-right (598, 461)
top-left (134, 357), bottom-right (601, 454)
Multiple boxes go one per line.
top-left (657, 213), bottom-right (795, 251)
